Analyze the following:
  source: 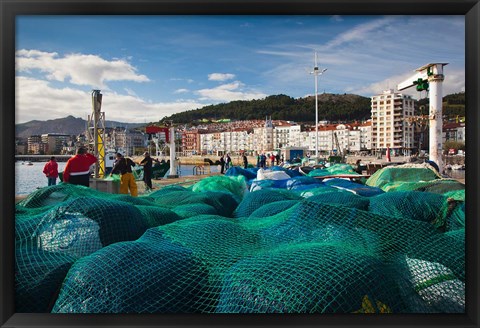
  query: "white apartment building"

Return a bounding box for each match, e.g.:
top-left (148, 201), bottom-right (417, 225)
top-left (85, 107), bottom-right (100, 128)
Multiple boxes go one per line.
top-left (358, 121), bottom-right (372, 151)
top-left (288, 125), bottom-right (303, 148)
top-left (199, 132), bottom-right (222, 155)
top-left (274, 124), bottom-right (292, 149)
top-left (252, 118), bottom-right (275, 153)
top-left (371, 89), bottom-right (415, 155)
top-left (271, 121), bottom-right (302, 149)
top-left (222, 129), bottom-right (250, 154)
top-left (197, 119), bottom-right (372, 156)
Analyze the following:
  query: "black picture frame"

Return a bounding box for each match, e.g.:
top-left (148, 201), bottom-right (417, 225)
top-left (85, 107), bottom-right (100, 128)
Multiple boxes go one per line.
top-left (1, 1), bottom-right (479, 327)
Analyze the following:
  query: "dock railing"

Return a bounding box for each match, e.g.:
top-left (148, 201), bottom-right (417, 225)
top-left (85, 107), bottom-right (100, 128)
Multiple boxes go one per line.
top-left (193, 162), bottom-right (211, 175)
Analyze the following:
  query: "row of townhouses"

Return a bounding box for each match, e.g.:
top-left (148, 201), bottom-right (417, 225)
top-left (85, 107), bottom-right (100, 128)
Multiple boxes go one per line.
top-left (182, 89), bottom-right (465, 156)
top-left (17, 90), bottom-right (466, 156)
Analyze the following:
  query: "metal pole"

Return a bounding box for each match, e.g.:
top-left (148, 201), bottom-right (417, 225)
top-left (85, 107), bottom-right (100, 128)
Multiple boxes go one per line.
top-left (311, 52), bottom-right (327, 164)
top-left (92, 90), bottom-right (102, 178)
top-left (428, 64), bottom-right (445, 172)
top-left (315, 59), bottom-right (319, 161)
top-left (167, 125), bottom-right (178, 178)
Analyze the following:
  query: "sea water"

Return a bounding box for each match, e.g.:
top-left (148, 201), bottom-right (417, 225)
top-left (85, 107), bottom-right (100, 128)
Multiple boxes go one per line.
top-left (16, 161), bottom-right (68, 196)
top-left (15, 161), bottom-right (220, 196)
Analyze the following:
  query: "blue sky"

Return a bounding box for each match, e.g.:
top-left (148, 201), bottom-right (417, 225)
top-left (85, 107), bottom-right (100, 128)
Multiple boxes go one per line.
top-left (15, 15), bottom-right (465, 123)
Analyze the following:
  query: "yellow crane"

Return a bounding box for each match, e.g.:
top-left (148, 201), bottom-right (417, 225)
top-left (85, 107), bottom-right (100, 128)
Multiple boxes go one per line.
top-left (86, 90), bottom-right (106, 178)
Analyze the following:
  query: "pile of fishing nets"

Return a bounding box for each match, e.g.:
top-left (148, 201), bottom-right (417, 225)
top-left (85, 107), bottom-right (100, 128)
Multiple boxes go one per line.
top-left (15, 164), bottom-right (465, 313)
top-left (307, 163), bottom-right (360, 177)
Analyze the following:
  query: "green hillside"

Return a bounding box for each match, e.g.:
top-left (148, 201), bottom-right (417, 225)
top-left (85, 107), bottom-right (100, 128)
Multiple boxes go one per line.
top-left (417, 92), bottom-right (465, 119)
top-left (160, 94), bottom-right (372, 124)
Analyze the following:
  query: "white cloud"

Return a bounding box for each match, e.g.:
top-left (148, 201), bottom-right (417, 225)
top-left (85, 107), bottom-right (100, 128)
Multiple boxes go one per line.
top-left (16, 49), bottom-right (150, 89)
top-left (174, 88), bottom-right (189, 94)
top-left (346, 66), bottom-right (465, 99)
top-left (330, 15), bottom-right (344, 22)
top-left (323, 17), bottom-right (397, 50)
top-left (208, 73), bottom-right (236, 82)
top-left (124, 88), bottom-right (138, 97)
top-left (170, 78), bottom-right (195, 84)
top-left (196, 81), bottom-right (267, 102)
top-left (15, 76), bottom-right (205, 123)
top-left (256, 50), bottom-right (304, 58)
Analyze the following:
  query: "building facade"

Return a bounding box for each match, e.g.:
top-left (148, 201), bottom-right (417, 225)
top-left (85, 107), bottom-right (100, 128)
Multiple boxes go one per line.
top-left (181, 130), bottom-right (200, 156)
top-left (371, 89), bottom-right (415, 155)
top-left (111, 129), bottom-right (147, 156)
top-left (443, 122), bottom-right (466, 143)
top-left (41, 133), bottom-right (72, 154)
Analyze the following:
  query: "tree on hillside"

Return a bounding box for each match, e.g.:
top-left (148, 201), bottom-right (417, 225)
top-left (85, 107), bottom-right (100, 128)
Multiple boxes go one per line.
top-left (161, 93), bottom-right (372, 124)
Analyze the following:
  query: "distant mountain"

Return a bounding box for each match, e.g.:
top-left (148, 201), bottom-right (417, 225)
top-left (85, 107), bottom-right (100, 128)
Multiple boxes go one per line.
top-left (15, 115), bottom-right (145, 139)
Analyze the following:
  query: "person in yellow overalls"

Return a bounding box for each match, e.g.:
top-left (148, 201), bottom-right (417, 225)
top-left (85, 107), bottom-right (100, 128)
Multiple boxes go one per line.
top-left (109, 152), bottom-right (138, 197)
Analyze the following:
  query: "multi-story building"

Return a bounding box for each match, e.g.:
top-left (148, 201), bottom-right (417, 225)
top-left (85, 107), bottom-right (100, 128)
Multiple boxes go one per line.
top-left (371, 89), bottom-right (415, 155)
top-left (182, 130), bottom-right (200, 156)
top-left (61, 140), bottom-right (77, 155)
top-left (41, 133), bottom-right (72, 154)
top-left (252, 117), bottom-right (275, 153)
top-left (287, 125), bottom-right (303, 148)
top-left (305, 121), bottom-right (372, 156)
top-left (15, 143), bottom-right (27, 155)
top-left (272, 121), bottom-right (296, 149)
top-left (344, 121), bottom-right (372, 153)
top-left (358, 121), bottom-right (372, 152)
top-left (27, 135), bottom-right (44, 154)
top-left (443, 122), bottom-right (466, 143)
top-left (112, 128), bottom-right (146, 156)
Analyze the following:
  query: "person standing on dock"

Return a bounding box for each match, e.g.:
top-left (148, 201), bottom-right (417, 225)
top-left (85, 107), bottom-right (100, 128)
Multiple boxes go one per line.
top-left (63, 147), bottom-right (97, 187)
top-left (110, 152), bottom-right (138, 197)
top-left (225, 154), bottom-right (232, 171)
top-left (220, 155), bottom-right (226, 174)
top-left (43, 156), bottom-right (58, 186)
top-left (260, 153), bottom-right (267, 168)
top-left (139, 152), bottom-right (157, 191)
top-left (242, 153), bottom-right (248, 169)
top-left (270, 154), bottom-right (276, 167)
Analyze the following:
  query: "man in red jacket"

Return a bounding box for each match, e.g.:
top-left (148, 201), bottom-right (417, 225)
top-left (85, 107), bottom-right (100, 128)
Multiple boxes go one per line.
top-left (42, 156), bottom-right (59, 186)
top-left (63, 147), bottom-right (97, 187)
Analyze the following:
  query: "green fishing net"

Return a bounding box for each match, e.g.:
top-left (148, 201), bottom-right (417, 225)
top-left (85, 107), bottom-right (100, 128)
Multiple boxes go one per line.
top-left (15, 169), bottom-right (465, 314)
top-left (366, 163), bottom-right (442, 190)
top-left (307, 163), bottom-right (359, 177)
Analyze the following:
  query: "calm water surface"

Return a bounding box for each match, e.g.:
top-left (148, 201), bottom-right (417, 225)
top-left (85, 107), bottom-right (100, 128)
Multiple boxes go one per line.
top-left (15, 161), bottom-right (220, 195)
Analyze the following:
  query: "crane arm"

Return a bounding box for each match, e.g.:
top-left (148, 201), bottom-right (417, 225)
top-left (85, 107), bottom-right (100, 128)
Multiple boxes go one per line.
top-left (397, 63), bottom-right (447, 91)
top-left (397, 71), bottom-right (429, 91)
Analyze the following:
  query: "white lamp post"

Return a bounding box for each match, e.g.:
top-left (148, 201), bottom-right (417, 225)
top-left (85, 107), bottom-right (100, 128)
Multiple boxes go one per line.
top-left (311, 52), bottom-right (327, 163)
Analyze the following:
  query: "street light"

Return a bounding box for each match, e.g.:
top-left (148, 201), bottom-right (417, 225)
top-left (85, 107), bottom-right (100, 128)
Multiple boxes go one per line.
top-left (310, 51), bottom-right (327, 163)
